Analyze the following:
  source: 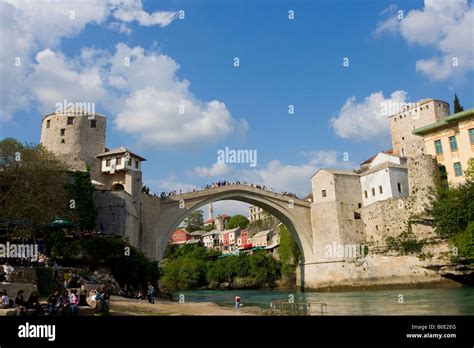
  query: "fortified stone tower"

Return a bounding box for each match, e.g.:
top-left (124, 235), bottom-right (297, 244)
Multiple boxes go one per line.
top-left (40, 112), bottom-right (106, 179)
top-left (389, 99), bottom-right (449, 158)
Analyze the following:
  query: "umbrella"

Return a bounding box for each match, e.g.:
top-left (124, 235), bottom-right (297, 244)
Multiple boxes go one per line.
top-left (50, 217), bottom-right (74, 227)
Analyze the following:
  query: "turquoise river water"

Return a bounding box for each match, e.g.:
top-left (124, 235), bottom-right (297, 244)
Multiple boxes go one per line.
top-left (173, 287), bottom-right (474, 315)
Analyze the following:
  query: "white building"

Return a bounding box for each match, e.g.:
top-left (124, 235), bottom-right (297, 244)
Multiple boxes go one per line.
top-left (202, 230), bottom-right (220, 249)
top-left (248, 206), bottom-right (264, 222)
top-left (360, 152), bottom-right (409, 207)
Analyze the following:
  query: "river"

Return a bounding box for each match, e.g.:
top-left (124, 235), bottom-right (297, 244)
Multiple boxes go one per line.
top-left (173, 287), bottom-right (474, 315)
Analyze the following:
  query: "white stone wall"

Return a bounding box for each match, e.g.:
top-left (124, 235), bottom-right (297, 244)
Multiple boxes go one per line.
top-left (361, 167), bottom-right (409, 206)
top-left (389, 100), bottom-right (449, 157)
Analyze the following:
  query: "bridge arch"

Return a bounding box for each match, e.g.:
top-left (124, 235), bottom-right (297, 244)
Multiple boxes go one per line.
top-left (157, 184), bottom-right (314, 266)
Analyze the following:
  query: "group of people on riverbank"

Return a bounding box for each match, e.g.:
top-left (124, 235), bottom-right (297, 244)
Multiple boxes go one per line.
top-left (118, 282), bottom-right (156, 304)
top-left (0, 289), bottom-right (43, 315)
top-left (0, 286), bottom-right (110, 316)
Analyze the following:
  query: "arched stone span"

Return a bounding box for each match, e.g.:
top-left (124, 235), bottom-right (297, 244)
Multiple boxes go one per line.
top-left (156, 184), bottom-right (314, 264)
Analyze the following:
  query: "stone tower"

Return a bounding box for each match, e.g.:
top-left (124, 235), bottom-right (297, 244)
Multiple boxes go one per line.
top-left (40, 112), bottom-right (106, 178)
top-left (388, 99), bottom-right (449, 158)
top-left (208, 203), bottom-right (213, 221)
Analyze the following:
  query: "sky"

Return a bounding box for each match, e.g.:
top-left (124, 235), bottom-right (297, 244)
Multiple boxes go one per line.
top-left (1, 0), bottom-right (473, 217)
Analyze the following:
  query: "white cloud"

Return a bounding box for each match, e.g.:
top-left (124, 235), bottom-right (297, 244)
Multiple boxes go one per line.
top-left (11, 40), bottom-right (246, 148)
top-left (110, 0), bottom-right (177, 27)
top-left (108, 44), bottom-right (246, 148)
top-left (0, 0), bottom-right (177, 121)
top-left (330, 90), bottom-right (408, 140)
top-left (240, 150), bottom-right (348, 197)
top-left (193, 162), bottom-right (231, 177)
top-left (26, 49), bottom-right (107, 112)
top-left (374, 0), bottom-right (474, 80)
top-left (211, 201), bottom-right (251, 217)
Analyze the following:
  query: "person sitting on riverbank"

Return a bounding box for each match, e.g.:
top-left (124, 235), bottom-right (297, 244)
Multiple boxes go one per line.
top-left (26, 291), bottom-right (44, 315)
top-left (94, 288), bottom-right (109, 313)
top-left (14, 290), bottom-right (26, 316)
top-left (135, 289), bottom-right (144, 303)
top-left (57, 290), bottom-right (70, 316)
top-left (0, 290), bottom-right (10, 309)
top-left (69, 290), bottom-right (79, 315)
top-left (47, 291), bottom-right (59, 315)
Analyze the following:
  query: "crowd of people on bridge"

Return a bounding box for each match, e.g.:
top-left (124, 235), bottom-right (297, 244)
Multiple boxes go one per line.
top-left (154, 180), bottom-right (299, 201)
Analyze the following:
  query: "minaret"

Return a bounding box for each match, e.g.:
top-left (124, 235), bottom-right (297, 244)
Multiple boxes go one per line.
top-left (208, 203), bottom-right (214, 221)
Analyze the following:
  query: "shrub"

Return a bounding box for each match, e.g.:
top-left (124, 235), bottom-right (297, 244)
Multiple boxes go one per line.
top-left (36, 268), bottom-right (59, 296)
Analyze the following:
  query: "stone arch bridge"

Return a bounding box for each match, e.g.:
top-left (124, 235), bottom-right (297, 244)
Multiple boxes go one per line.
top-left (156, 184), bottom-right (314, 263)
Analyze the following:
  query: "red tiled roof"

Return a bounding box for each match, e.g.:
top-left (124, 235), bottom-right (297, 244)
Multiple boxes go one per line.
top-left (360, 149), bottom-right (393, 165)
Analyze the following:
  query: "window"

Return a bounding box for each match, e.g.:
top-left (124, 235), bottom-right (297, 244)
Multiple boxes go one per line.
top-left (371, 188), bottom-right (375, 196)
top-left (353, 212), bottom-right (361, 220)
top-left (401, 148), bottom-right (404, 157)
top-left (454, 162), bottom-right (463, 177)
top-left (426, 105), bottom-right (429, 109)
top-left (106, 159), bottom-right (111, 166)
top-left (449, 136), bottom-right (458, 151)
top-left (135, 160), bottom-right (139, 169)
top-left (90, 119), bottom-right (97, 128)
top-left (67, 117), bottom-right (74, 125)
top-left (322, 190), bottom-right (327, 198)
top-left (397, 183), bottom-right (402, 192)
top-left (469, 128), bottom-right (474, 144)
top-left (60, 128), bottom-right (65, 136)
top-left (117, 157), bottom-right (122, 165)
top-left (379, 186), bottom-right (383, 194)
top-left (128, 158), bottom-right (132, 166)
top-left (61, 139), bottom-right (65, 144)
top-left (364, 191), bottom-right (368, 198)
top-left (358, 203), bottom-right (362, 208)
top-left (434, 140), bottom-right (443, 154)
top-left (46, 120), bottom-right (50, 128)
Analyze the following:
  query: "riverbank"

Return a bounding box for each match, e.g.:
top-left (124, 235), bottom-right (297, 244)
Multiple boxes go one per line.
top-left (109, 296), bottom-right (268, 316)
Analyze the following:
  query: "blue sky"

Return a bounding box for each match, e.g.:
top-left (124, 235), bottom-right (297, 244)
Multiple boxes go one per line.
top-left (1, 0), bottom-right (473, 216)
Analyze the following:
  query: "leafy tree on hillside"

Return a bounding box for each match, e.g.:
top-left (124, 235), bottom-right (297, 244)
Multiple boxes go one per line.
top-left (0, 138), bottom-right (72, 238)
top-left (227, 214), bottom-right (249, 229)
top-left (203, 223), bottom-right (214, 232)
top-left (279, 224), bottom-right (302, 286)
top-left (184, 210), bottom-right (204, 232)
top-left (69, 168), bottom-right (97, 231)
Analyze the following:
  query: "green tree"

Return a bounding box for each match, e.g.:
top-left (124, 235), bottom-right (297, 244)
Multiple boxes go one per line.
top-left (0, 138), bottom-right (73, 238)
top-left (453, 94), bottom-right (464, 113)
top-left (430, 181), bottom-right (474, 237)
top-left (464, 158), bottom-right (474, 181)
top-left (184, 210), bottom-right (204, 232)
top-left (69, 169), bottom-right (97, 231)
top-left (227, 214), bottom-right (249, 229)
top-left (451, 221), bottom-right (474, 260)
top-left (203, 223), bottom-right (214, 232)
top-left (279, 224), bottom-right (301, 286)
